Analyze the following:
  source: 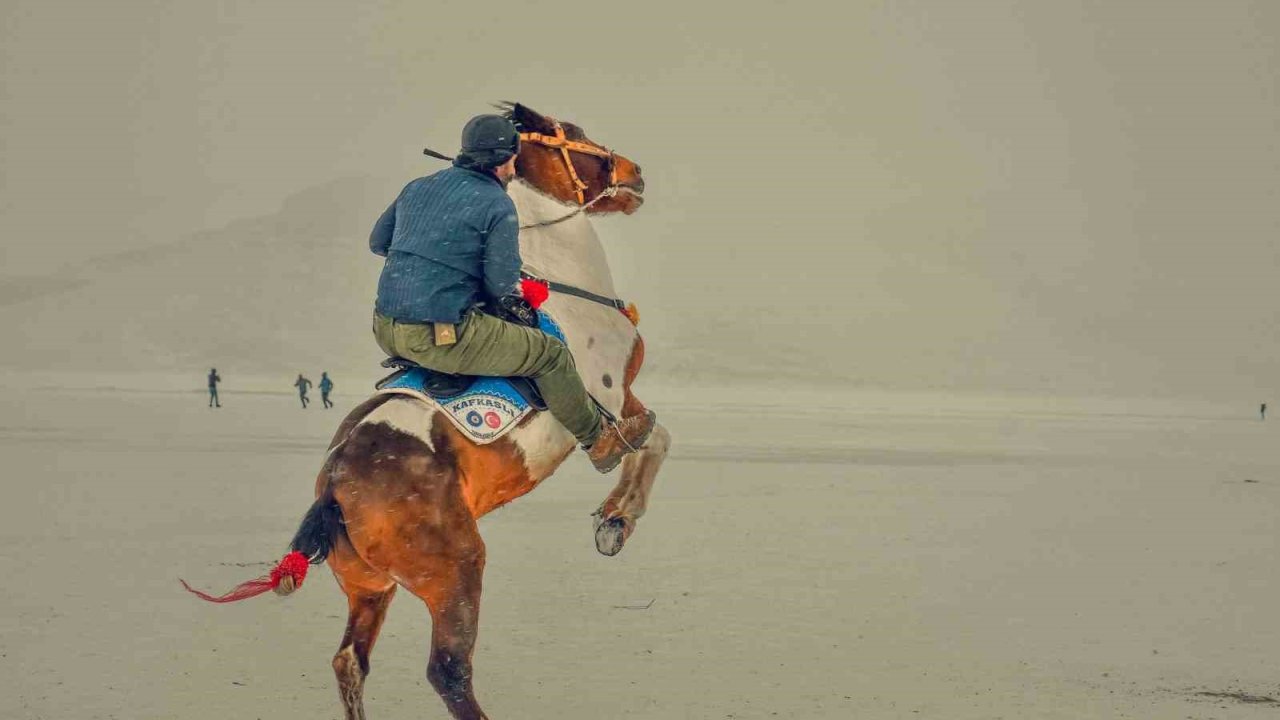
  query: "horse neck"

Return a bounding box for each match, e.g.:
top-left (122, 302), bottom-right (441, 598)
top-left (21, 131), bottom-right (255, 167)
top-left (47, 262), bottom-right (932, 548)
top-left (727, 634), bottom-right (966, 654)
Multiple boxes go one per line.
top-left (509, 180), bottom-right (618, 297)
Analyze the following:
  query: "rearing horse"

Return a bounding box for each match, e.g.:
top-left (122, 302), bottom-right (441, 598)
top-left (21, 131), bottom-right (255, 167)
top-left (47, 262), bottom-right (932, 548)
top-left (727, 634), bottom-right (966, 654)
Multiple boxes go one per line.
top-left (183, 102), bottom-right (671, 720)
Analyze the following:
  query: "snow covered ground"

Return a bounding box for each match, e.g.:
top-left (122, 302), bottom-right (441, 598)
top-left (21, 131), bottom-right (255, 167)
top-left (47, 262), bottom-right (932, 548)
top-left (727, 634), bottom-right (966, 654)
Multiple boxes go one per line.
top-left (2, 376), bottom-right (1278, 719)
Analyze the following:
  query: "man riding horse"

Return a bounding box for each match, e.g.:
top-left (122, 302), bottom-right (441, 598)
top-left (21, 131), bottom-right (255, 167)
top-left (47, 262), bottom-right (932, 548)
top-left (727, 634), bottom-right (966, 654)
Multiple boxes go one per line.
top-left (368, 114), bottom-right (656, 472)
top-left (184, 104), bottom-right (669, 719)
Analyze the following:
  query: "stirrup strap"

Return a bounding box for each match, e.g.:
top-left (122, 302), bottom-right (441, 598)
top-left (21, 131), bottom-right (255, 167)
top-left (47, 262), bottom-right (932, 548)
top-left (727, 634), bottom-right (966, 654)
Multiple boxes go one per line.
top-left (592, 396), bottom-right (617, 424)
top-left (610, 421), bottom-right (640, 453)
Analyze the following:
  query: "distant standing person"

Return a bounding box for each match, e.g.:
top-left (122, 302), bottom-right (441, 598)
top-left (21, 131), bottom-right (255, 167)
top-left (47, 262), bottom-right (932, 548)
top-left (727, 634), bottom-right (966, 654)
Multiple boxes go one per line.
top-left (1263, 402), bottom-right (1268, 420)
top-left (207, 368), bottom-right (222, 408)
top-left (294, 374), bottom-right (312, 408)
top-left (319, 372), bottom-right (334, 409)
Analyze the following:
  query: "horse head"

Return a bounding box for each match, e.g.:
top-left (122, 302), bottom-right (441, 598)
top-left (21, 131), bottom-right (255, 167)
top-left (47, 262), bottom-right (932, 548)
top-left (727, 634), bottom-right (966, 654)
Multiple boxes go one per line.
top-left (498, 102), bottom-right (645, 215)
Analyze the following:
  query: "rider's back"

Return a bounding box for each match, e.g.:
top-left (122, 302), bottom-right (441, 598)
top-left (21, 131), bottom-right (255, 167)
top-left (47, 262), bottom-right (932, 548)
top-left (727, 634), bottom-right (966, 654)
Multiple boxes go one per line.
top-left (372, 166), bottom-right (520, 325)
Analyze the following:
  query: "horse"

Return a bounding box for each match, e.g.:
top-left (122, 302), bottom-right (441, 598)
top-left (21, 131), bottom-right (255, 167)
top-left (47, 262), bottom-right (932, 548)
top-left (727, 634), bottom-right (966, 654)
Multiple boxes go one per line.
top-left (182, 102), bottom-right (672, 720)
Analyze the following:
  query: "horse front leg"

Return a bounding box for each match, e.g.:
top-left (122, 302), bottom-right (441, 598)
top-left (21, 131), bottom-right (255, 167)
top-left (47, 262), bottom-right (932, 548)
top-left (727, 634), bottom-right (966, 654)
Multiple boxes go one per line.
top-left (593, 333), bottom-right (672, 556)
top-left (593, 421), bottom-right (671, 556)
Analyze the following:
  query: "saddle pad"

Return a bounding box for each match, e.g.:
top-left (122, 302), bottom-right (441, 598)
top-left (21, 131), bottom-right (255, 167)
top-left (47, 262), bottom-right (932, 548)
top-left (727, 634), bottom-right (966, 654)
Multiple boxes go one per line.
top-left (374, 312), bottom-right (565, 445)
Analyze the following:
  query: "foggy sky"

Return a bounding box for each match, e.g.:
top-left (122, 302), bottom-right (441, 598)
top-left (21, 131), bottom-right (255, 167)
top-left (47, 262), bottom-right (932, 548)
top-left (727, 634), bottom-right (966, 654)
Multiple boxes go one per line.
top-left (2, 1), bottom-right (1278, 399)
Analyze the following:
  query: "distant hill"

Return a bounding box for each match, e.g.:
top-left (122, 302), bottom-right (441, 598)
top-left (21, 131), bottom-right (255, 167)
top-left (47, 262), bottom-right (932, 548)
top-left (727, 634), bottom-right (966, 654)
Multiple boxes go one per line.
top-left (4, 174), bottom-right (1273, 403)
top-left (0, 176), bottom-right (395, 379)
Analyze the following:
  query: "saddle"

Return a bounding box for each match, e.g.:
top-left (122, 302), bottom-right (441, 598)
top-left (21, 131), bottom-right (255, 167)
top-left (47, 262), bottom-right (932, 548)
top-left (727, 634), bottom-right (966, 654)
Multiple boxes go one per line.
top-left (370, 309), bottom-right (568, 444)
top-left (375, 357), bottom-right (548, 411)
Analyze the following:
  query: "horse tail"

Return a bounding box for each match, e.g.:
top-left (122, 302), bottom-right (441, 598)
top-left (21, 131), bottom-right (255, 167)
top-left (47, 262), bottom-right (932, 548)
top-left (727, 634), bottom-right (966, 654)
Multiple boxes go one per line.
top-left (277, 484), bottom-right (346, 594)
top-left (180, 445), bottom-right (349, 604)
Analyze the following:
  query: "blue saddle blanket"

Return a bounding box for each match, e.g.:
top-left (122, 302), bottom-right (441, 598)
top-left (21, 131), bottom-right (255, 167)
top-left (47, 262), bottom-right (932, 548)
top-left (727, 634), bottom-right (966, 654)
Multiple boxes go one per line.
top-left (375, 312), bottom-right (565, 444)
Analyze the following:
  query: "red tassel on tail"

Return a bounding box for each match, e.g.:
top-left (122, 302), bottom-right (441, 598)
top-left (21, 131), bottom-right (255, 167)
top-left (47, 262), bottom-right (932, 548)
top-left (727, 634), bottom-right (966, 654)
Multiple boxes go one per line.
top-left (180, 550), bottom-right (311, 603)
top-left (520, 278), bottom-right (550, 309)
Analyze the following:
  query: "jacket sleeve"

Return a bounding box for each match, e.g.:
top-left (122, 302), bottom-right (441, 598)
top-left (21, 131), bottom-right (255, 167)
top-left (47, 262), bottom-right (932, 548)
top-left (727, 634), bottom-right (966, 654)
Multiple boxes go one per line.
top-left (369, 201), bottom-right (396, 257)
top-left (482, 198), bottom-right (522, 299)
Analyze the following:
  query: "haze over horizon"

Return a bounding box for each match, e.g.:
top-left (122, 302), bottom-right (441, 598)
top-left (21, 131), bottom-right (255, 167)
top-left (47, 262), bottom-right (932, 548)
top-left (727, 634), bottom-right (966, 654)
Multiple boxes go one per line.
top-left (3, 1), bottom-right (1278, 401)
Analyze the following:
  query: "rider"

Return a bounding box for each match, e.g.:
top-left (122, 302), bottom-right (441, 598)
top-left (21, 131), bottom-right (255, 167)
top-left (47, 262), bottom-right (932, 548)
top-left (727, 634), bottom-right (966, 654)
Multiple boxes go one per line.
top-left (368, 114), bottom-right (655, 473)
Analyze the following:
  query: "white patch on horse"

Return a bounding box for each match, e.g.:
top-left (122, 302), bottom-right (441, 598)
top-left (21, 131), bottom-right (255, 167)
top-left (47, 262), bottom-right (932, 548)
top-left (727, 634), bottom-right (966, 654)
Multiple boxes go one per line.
top-left (509, 412), bottom-right (576, 479)
top-left (510, 180), bottom-right (636, 417)
top-left (510, 181), bottom-right (618, 297)
top-left (360, 398), bottom-right (435, 450)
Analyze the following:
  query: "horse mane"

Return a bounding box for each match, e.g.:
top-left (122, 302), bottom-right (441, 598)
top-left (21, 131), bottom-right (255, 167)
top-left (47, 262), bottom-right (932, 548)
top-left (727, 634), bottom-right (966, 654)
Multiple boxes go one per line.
top-left (493, 101), bottom-right (588, 141)
top-left (493, 101), bottom-right (523, 130)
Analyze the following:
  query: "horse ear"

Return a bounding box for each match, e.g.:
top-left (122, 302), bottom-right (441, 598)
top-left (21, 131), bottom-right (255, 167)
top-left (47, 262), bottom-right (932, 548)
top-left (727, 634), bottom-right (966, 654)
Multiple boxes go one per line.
top-left (505, 102), bottom-right (555, 134)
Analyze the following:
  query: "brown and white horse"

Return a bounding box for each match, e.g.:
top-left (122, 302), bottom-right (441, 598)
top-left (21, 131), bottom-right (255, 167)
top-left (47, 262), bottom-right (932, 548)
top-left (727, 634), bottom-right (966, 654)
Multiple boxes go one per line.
top-left (184, 103), bottom-right (671, 720)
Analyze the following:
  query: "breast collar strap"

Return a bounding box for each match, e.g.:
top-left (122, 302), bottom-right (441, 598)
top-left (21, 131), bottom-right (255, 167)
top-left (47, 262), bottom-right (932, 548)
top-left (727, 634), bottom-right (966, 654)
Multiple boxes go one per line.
top-left (520, 272), bottom-right (625, 311)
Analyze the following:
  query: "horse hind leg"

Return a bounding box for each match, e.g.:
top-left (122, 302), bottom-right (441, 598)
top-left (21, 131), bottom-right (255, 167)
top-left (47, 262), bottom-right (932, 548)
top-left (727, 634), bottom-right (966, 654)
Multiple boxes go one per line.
top-left (594, 422), bottom-right (672, 556)
top-left (329, 542), bottom-right (397, 720)
top-left (333, 586), bottom-right (396, 720)
top-left (396, 533), bottom-right (488, 719)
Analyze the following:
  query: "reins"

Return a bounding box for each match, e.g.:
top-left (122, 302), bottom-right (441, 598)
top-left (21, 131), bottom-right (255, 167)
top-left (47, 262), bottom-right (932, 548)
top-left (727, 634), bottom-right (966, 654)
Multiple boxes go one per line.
top-left (518, 186), bottom-right (618, 230)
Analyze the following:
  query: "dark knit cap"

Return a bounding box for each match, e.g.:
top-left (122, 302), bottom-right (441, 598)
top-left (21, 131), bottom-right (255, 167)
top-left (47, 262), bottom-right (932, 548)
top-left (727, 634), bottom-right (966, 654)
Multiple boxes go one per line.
top-left (455, 114), bottom-right (520, 169)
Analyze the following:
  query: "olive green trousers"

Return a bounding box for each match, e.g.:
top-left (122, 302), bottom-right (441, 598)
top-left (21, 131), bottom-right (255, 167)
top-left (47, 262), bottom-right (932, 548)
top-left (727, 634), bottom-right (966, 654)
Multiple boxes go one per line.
top-left (373, 311), bottom-right (602, 445)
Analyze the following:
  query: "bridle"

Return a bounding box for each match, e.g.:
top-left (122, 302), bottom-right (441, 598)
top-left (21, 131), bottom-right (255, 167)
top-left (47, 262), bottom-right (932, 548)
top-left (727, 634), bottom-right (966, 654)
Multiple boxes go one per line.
top-left (515, 118), bottom-right (640, 230)
top-left (425, 117), bottom-right (631, 229)
top-left (518, 120), bottom-right (619, 205)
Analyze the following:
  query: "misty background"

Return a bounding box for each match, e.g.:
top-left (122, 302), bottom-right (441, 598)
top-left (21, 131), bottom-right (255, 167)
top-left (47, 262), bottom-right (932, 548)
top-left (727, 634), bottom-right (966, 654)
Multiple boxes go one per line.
top-left (2, 0), bottom-right (1277, 400)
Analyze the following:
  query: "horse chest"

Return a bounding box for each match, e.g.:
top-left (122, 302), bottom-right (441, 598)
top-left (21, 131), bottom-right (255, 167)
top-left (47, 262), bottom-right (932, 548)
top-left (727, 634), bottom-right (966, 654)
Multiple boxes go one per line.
top-left (544, 297), bottom-right (635, 417)
top-left (509, 298), bottom-right (637, 482)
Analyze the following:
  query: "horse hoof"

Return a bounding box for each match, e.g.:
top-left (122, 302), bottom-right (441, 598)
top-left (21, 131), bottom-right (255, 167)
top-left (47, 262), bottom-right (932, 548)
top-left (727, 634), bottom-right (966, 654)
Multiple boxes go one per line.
top-left (594, 516), bottom-right (630, 556)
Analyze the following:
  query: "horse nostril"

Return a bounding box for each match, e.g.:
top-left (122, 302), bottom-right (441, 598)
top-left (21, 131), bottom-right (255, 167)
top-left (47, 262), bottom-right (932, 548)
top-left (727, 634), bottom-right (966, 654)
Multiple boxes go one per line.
top-left (634, 164), bottom-right (642, 175)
